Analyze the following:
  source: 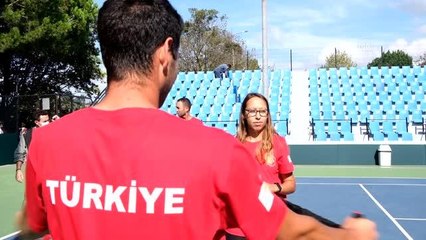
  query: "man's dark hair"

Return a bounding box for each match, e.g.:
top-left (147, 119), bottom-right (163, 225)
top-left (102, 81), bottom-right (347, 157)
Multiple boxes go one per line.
top-left (34, 110), bottom-right (49, 121)
top-left (177, 97), bottom-right (192, 110)
top-left (98, 0), bottom-right (183, 82)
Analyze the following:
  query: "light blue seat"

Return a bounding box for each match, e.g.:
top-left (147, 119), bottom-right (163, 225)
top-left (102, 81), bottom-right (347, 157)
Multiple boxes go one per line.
top-left (397, 109), bottom-right (409, 120)
top-left (382, 121), bottom-right (394, 135)
top-left (347, 111), bottom-right (358, 123)
top-left (341, 121), bottom-right (352, 132)
top-left (402, 91), bottom-right (412, 102)
top-left (387, 132), bottom-right (399, 141)
top-left (368, 121), bottom-right (381, 132)
top-left (402, 66), bottom-right (411, 76)
top-left (402, 132), bottom-right (413, 141)
top-left (370, 66), bottom-right (379, 76)
top-left (396, 120), bottom-right (408, 134)
top-left (381, 66), bottom-right (390, 76)
top-left (343, 132), bottom-right (354, 141)
top-left (315, 132), bottom-right (328, 141)
top-left (327, 121), bottom-right (339, 134)
top-left (407, 100), bottom-right (418, 112)
top-left (372, 132), bottom-right (385, 141)
top-left (391, 66), bottom-right (400, 75)
top-left (385, 110), bottom-right (396, 120)
top-left (411, 110), bottom-right (423, 124)
top-left (329, 132), bottom-right (341, 141)
top-left (275, 122), bottom-right (288, 136)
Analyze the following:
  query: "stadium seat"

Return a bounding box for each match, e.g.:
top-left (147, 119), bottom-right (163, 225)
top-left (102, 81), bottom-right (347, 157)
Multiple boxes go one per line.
top-left (372, 132), bottom-right (385, 141)
top-left (387, 132), bottom-right (399, 141)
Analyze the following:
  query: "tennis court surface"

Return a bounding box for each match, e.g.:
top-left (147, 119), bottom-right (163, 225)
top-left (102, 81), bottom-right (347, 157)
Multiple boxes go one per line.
top-left (1, 165), bottom-right (425, 239)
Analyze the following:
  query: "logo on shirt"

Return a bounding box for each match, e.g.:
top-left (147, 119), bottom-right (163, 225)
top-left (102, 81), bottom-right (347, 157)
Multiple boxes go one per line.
top-left (258, 182), bottom-right (274, 211)
top-left (45, 176), bottom-right (185, 214)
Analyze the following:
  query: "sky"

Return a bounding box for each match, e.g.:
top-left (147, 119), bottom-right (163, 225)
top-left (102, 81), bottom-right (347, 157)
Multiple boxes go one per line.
top-left (95, 0), bottom-right (426, 70)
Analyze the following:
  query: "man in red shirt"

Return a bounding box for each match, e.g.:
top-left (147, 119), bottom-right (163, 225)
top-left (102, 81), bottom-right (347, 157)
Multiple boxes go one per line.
top-left (176, 97), bottom-right (203, 124)
top-left (18, 0), bottom-right (377, 239)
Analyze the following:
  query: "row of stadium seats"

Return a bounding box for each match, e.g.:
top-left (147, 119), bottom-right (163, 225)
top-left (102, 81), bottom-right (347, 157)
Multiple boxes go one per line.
top-left (161, 66), bottom-right (425, 141)
top-left (309, 66), bottom-right (426, 141)
top-left (161, 69), bottom-right (292, 136)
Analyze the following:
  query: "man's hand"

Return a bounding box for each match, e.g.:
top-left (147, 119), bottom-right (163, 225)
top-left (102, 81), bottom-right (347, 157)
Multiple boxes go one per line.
top-left (16, 169), bottom-right (24, 183)
top-left (342, 217), bottom-right (379, 240)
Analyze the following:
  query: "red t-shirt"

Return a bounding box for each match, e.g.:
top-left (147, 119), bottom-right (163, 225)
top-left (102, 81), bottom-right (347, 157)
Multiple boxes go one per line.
top-left (26, 108), bottom-right (286, 240)
top-left (226, 134), bottom-right (295, 237)
top-left (242, 134), bottom-right (295, 184)
top-left (188, 117), bottom-right (203, 125)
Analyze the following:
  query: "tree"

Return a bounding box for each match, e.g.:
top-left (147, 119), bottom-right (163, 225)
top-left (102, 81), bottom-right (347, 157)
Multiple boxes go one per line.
top-left (368, 50), bottom-right (413, 68)
top-left (323, 50), bottom-right (356, 68)
top-left (179, 8), bottom-right (258, 72)
top-left (0, 0), bottom-right (102, 131)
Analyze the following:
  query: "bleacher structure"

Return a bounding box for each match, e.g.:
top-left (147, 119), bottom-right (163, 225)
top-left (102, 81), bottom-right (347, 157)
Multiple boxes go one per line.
top-left (160, 65), bottom-right (426, 142)
top-left (160, 69), bottom-right (291, 136)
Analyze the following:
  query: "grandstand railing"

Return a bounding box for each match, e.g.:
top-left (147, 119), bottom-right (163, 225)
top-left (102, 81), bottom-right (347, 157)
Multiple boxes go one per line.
top-left (364, 118), bottom-right (411, 141)
top-left (413, 117), bottom-right (426, 141)
top-left (311, 118), bottom-right (354, 141)
top-left (203, 119), bottom-right (289, 136)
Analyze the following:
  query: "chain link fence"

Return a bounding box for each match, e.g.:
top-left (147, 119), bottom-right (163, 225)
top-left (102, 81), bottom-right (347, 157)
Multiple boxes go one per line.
top-left (0, 94), bottom-right (92, 133)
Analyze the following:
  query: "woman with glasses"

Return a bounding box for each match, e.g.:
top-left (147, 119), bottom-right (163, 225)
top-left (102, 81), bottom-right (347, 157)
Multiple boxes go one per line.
top-left (225, 93), bottom-right (340, 240)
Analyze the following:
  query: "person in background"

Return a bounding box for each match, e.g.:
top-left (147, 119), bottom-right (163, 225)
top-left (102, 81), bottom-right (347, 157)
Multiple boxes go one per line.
top-left (176, 97), bottom-right (203, 124)
top-left (214, 63), bottom-right (231, 79)
top-left (14, 110), bottom-right (56, 183)
top-left (226, 93), bottom-right (341, 240)
top-left (0, 121), bottom-right (4, 134)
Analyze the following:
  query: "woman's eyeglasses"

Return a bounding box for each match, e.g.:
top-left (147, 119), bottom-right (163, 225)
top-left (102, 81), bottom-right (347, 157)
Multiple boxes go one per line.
top-left (245, 109), bottom-right (268, 117)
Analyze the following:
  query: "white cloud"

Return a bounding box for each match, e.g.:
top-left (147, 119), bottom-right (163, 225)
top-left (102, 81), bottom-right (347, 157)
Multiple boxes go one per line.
top-left (418, 25), bottom-right (426, 34)
top-left (392, 0), bottom-right (426, 16)
top-left (388, 38), bottom-right (426, 58)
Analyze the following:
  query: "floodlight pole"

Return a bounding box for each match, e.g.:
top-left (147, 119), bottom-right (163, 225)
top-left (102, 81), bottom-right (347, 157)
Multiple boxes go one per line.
top-left (262, 0), bottom-right (269, 98)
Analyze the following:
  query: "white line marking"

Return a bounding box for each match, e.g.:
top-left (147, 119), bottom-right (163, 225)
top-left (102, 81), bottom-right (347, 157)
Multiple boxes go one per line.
top-left (395, 218), bottom-right (426, 221)
top-left (359, 184), bottom-right (413, 240)
top-left (0, 231), bottom-right (20, 240)
top-left (298, 182), bottom-right (426, 186)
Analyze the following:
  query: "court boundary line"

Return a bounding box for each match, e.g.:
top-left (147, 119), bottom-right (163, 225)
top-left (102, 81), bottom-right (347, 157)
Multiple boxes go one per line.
top-left (298, 182), bottom-right (426, 186)
top-left (359, 184), bottom-right (413, 240)
top-left (298, 176), bottom-right (426, 180)
top-left (0, 231), bottom-right (19, 240)
top-left (395, 218), bottom-right (426, 221)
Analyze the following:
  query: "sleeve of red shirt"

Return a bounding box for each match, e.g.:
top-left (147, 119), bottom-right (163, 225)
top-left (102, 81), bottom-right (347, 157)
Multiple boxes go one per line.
top-left (275, 135), bottom-right (295, 174)
top-left (215, 141), bottom-right (287, 240)
top-left (25, 130), bottom-right (49, 233)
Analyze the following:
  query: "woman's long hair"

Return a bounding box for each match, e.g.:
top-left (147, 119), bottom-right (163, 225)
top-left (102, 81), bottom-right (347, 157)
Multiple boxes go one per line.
top-left (236, 93), bottom-right (276, 165)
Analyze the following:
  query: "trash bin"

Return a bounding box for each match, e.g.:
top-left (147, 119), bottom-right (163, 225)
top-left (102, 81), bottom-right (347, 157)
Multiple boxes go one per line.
top-left (378, 144), bottom-right (392, 167)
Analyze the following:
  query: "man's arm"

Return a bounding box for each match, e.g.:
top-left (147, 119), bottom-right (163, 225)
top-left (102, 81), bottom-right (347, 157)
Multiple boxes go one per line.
top-left (14, 132), bottom-right (27, 182)
top-left (276, 208), bottom-right (378, 240)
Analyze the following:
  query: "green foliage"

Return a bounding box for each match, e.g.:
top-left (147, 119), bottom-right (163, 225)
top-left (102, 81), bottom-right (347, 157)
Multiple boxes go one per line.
top-left (368, 50), bottom-right (413, 67)
top-left (179, 8), bottom-right (258, 72)
top-left (323, 50), bottom-right (357, 68)
top-left (0, 0), bottom-right (102, 131)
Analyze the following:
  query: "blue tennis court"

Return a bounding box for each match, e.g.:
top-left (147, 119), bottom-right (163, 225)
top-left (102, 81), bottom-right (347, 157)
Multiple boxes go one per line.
top-left (288, 177), bottom-right (426, 240)
top-left (2, 175), bottom-right (425, 239)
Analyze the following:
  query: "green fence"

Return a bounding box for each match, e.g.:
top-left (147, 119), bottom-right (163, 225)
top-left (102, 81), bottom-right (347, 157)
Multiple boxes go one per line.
top-left (0, 133), bottom-right (19, 165)
top-left (289, 144), bottom-right (426, 165)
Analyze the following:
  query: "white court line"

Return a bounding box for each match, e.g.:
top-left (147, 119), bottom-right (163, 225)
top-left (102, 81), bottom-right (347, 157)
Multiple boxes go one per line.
top-left (298, 182), bottom-right (426, 186)
top-left (359, 184), bottom-right (413, 240)
top-left (395, 218), bottom-right (426, 221)
top-left (0, 231), bottom-right (19, 240)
